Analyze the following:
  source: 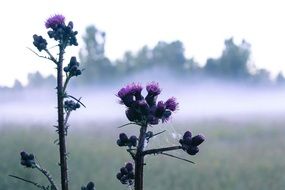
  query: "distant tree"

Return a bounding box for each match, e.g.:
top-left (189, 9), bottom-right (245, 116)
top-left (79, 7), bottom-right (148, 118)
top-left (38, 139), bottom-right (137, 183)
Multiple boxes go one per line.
top-left (152, 41), bottom-right (186, 69)
top-left (114, 40), bottom-right (187, 78)
top-left (276, 72), bottom-right (285, 86)
top-left (204, 38), bottom-right (251, 80)
top-left (27, 72), bottom-right (56, 88)
top-left (251, 69), bottom-right (271, 85)
top-left (12, 80), bottom-right (23, 90)
top-left (79, 25), bottom-right (115, 84)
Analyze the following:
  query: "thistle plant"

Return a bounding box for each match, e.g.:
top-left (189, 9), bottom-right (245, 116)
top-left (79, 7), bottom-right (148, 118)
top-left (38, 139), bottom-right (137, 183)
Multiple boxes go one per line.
top-left (116, 82), bottom-right (205, 190)
top-left (10, 14), bottom-right (94, 190)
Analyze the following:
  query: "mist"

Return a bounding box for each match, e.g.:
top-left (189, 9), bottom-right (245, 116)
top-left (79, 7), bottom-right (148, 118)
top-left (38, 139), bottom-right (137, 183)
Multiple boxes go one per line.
top-left (1, 78), bottom-right (284, 126)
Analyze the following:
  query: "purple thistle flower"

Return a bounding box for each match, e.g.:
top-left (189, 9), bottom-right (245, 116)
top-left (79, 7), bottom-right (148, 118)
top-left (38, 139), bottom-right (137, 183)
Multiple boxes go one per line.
top-left (45, 14), bottom-right (65, 29)
top-left (117, 83), bottom-right (142, 98)
top-left (117, 83), bottom-right (142, 107)
top-left (165, 97), bottom-right (179, 111)
top-left (146, 82), bottom-right (161, 96)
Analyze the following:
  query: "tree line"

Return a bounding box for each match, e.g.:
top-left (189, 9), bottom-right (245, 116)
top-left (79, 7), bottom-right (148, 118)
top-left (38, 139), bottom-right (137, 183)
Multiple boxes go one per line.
top-left (2, 25), bottom-right (285, 90)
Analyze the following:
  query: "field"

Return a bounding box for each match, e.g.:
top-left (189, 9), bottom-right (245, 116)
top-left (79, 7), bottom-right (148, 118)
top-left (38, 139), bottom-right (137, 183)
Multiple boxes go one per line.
top-left (1, 117), bottom-right (285, 190)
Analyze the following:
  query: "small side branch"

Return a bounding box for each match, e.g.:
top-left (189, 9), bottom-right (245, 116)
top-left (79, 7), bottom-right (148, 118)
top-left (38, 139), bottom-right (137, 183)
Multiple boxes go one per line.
top-left (66, 95), bottom-right (86, 108)
top-left (161, 153), bottom-right (195, 164)
top-left (35, 164), bottom-right (58, 190)
top-left (143, 146), bottom-right (182, 156)
top-left (152, 130), bottom-right (166, 138)
top-left (64, 111), bottom-right (71, 128)
top-left (118, 122), bottom-right (137, 128)
top-left (127, 149), bottom-right (136, 160)
top-left (27, 47), bottom-right (55, 62)
top-left (44, 49), bottom-right (57, 63)
top-left (9, 175), bottom-right (48, 190)
top-left (63, 76), bottom-right (71, 95)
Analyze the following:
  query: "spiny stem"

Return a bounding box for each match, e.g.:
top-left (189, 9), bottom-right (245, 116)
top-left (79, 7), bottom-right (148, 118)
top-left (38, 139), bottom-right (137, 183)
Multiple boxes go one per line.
top-left (134, 124), bottom-right (147, 190)
top-left (57, 44), bottom-right (69, 190)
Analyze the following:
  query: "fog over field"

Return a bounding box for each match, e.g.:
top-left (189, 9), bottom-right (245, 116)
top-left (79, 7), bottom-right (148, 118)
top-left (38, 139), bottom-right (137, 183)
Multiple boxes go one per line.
top-left (1, 80), bottom-right (284, 125)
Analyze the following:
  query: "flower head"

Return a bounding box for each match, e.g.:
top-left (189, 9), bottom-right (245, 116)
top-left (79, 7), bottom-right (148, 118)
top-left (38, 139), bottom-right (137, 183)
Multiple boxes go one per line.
top-left (117, 83), bottom-right (143, 107)
top-left (45, 14), bottom-right (65, 29)
top-left (146, 82), bottom-right (161, 96)
top-left (165, 97), bottom-right (179, 111)
top-left (118, 82), bottom-right (178, 125)
top-left (117, 83), bottom-right (138, 98)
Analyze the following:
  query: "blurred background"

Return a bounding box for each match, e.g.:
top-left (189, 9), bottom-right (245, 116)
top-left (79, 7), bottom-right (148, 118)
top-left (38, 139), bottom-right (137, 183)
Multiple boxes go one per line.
top-left (1, 0), bottom-right (285, 190)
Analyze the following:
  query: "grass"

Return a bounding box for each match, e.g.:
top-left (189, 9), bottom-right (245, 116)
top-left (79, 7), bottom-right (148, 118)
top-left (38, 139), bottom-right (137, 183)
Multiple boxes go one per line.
top-left (1, 117), bottom-right (285, 190)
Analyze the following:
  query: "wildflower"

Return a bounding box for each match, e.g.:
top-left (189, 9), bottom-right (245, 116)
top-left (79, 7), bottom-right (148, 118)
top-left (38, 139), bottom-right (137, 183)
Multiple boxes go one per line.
top-left (117, 83), bottom-right (142, 107)
top-left (118, 82), bottom-right (178, 125)
top-left (146, 82), bottom-right (161, 96)
top-left (45, 14), bottom-right (65, 29)
top-left (45, 14), bottom-right (78, 46)
top-left (145, 82), bottom-right (161, 106)
top-left (165, 97), bottom-right (179, 111)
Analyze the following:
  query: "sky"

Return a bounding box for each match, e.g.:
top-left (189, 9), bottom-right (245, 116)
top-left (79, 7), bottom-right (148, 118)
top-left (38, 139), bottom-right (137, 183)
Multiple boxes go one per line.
top-left (0, 0), bottom-right (284, 87)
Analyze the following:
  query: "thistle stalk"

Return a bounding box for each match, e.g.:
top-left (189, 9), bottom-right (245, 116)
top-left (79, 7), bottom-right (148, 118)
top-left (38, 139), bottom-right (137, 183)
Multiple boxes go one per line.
top-left (57, 45), bottom-right (69, 190)
top-left (134, 124), bottom-right (147, 190)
